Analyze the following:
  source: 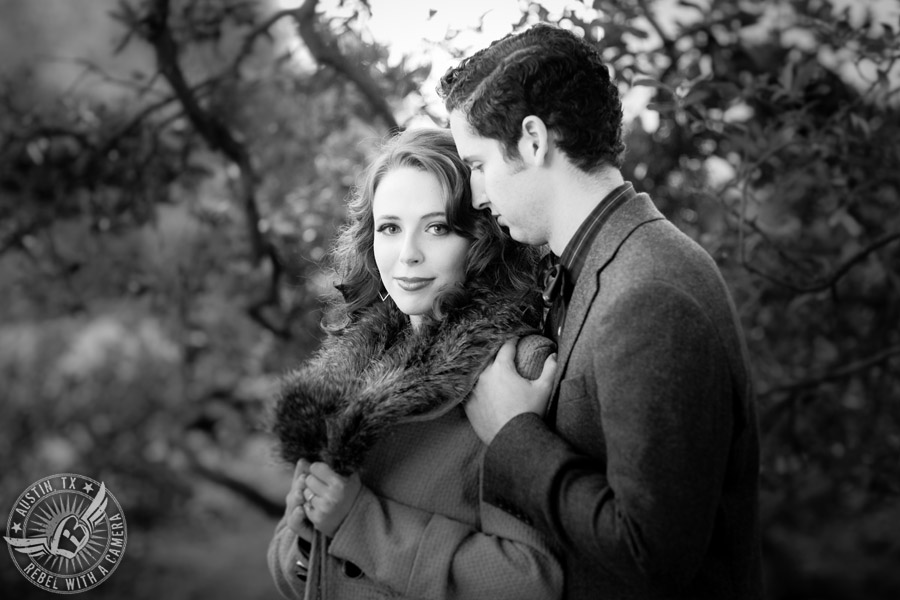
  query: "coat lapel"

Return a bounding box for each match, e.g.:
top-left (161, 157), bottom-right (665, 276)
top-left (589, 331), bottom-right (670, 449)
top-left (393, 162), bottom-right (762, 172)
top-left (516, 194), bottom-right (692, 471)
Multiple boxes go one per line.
top-left (549, 193), bottom-right (666, 408)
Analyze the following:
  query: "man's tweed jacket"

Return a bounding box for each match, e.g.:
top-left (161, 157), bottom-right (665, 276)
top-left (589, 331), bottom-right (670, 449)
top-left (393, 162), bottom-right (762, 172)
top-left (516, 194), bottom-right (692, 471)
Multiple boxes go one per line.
top-left (268, 293), bottom-right (562, 600)
top-left (481, 191), bottom-right (764, 599)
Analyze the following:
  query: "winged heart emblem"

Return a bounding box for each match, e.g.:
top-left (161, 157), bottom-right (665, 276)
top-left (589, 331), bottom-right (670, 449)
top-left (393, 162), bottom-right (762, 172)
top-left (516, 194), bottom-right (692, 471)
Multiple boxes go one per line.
top-left (4, 482), bottom-right (109, 560)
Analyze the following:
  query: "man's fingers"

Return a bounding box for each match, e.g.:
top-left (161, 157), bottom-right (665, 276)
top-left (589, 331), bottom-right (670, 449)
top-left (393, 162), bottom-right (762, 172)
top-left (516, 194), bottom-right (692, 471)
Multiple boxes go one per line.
top-left (537, 353), bottom-right (557, 386)
top-left (494, 338), bottom-right (519, 365)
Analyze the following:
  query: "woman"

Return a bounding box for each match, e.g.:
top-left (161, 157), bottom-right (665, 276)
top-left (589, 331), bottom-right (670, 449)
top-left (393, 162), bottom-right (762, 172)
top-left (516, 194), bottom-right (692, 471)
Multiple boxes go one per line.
top-left (267, 128), bottom-right (560, 600)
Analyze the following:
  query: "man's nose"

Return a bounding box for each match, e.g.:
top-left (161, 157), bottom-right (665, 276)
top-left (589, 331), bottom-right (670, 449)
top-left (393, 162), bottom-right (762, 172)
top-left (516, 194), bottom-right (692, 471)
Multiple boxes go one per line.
top-left (470, 178), bottom-right (489, 210)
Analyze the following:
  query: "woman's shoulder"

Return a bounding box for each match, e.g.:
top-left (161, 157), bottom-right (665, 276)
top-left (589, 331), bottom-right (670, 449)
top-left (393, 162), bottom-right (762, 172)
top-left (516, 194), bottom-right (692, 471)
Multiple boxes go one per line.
top-left (459, 284), bottom-right (543, 329)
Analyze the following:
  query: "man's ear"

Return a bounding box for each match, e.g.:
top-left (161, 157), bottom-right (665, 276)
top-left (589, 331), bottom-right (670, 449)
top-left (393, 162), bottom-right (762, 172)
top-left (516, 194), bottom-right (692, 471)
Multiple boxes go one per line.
top-left (518, 115), bottom-right (550, 167)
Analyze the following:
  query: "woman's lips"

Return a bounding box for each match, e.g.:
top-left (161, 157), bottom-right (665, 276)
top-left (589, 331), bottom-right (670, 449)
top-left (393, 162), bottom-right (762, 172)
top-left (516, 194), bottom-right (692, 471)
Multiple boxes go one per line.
top-left (395, 277), bottom-right (434, 292)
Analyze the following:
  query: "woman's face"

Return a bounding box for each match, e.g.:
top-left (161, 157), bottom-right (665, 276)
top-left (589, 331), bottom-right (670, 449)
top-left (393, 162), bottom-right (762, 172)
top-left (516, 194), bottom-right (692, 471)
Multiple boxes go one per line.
top-left (373, 166), bottom-right (470, 328)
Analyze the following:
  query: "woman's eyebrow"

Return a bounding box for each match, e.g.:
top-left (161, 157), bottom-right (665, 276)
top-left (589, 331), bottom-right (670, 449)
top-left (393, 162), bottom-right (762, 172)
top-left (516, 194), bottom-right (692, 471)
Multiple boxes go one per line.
top-left (375, 211), bottom-right (446, 221)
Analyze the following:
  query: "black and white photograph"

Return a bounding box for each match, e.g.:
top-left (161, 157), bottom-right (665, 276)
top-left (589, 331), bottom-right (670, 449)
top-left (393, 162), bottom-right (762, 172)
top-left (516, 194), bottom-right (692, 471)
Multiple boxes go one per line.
top-left (2, 1), bottom-right (898, 598)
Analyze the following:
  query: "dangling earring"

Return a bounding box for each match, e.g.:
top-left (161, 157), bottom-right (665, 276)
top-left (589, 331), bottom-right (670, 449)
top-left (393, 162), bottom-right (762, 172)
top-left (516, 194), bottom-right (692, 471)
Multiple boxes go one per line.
top-left (378, 289), bottom-right (390, 302)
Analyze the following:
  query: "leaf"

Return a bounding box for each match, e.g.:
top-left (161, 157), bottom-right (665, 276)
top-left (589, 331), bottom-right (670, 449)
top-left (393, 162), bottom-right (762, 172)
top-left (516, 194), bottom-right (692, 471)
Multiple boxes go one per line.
top-left (779, 62), bottom-right (794, 92)
top-left (623, 25), bottom-right (650, 40)
top-left (849, 113), bottom-right (870, 138)
top-left (681, 88), bottom-right (711, 108)
top-left (678, 0), bottom-right (705, 12)
top-left (647, 101), bottom-right (676, 114)
top-left (632, 78), bottom-right (675, 94)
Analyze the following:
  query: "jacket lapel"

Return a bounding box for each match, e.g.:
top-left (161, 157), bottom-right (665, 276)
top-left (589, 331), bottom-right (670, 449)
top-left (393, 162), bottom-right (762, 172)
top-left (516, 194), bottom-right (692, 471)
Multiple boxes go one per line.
top-left (549, 193), bottom-right (666, 408)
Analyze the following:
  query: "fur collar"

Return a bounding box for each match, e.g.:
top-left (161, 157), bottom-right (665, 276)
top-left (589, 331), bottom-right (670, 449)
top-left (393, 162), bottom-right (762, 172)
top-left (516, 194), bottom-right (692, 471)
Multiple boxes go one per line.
top-left (272, 289), bottom-right (541, 474)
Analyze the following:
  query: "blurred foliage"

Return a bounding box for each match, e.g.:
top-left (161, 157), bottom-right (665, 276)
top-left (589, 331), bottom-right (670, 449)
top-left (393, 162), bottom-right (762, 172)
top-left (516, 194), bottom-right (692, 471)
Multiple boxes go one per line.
top-left (0, 0), bottom-right (898, 598)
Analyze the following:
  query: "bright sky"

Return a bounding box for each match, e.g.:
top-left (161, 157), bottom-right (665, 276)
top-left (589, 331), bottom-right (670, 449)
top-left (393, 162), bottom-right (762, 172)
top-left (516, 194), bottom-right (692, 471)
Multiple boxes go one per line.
top-left (364, 0), bottom-right (579, 123)
top-left (346, 0), bottom-right (900, 125)
top-left (364, 0), bottom-right (530, 51)
top-left (315, 0), bottom-right (654, 126)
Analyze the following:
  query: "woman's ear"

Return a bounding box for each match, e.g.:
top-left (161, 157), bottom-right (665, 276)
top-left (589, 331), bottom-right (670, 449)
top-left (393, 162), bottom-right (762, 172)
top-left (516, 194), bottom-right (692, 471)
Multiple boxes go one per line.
top-left (518, 115), bottom-right (550, 167)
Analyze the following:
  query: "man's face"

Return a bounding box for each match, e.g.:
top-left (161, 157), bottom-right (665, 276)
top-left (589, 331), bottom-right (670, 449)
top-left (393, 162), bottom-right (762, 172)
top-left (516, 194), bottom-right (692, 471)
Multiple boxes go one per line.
top-left (449, 110), bottom-right (550, 246)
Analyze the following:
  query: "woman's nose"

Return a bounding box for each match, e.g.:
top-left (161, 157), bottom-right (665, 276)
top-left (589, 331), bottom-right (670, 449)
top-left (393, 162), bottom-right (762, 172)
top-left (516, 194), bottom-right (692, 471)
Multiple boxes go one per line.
top-left (399, 235), bottom-right (423, 265)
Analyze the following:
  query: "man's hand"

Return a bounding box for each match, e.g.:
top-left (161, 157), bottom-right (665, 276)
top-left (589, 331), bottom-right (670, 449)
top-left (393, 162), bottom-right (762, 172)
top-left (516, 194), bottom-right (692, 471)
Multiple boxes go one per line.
top-left (303, 462), bottom-right (362, 538)
top-left (465, 338), bottom-right (556, 445)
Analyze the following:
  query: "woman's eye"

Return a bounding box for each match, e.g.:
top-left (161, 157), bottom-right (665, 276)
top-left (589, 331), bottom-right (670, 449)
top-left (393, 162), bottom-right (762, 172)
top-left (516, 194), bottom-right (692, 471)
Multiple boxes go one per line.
top-left (427, 223), bottom-right (450, 235)
top-left (377, 223), bottom-right (399, 235)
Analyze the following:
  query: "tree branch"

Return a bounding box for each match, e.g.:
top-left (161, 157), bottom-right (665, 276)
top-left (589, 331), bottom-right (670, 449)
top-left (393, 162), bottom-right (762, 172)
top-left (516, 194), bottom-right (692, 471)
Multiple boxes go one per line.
top-left (145, 0), bottom-right (265, 262)
top-left (740, 229), bottom-right (900, 295)
top-left (760, 343), bottom-right (900, 398)
top-left (246, 244), bottom-right (291, 339)
top-left (227, 8), bottom-right (298, 78)
top-left (291, 0), bottom-right (398, 131)
top-left (186, 453), bottom-right (285, 518)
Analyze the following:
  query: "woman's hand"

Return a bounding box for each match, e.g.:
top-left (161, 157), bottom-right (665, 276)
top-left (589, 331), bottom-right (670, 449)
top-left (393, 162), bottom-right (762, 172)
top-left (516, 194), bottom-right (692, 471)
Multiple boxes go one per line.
top-left (284, 459), bottom-right (315, 543)
top-left (303, 462), bottom-right (362, 537)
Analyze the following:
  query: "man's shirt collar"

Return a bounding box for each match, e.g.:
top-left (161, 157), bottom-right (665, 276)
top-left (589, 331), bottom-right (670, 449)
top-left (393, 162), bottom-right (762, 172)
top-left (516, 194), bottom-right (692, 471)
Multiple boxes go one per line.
top-left (547, 182), bottom-right (636, 300)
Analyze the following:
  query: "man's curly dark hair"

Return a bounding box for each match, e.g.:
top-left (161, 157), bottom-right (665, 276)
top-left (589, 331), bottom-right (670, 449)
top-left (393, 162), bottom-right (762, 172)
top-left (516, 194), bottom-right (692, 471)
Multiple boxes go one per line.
top-left (438, 23), bottom-right (625, 172)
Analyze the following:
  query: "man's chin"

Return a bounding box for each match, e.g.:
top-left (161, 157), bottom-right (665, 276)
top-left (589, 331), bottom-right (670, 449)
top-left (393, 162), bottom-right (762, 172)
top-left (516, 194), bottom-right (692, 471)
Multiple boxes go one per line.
top-left (500, 223), bottom-right (524, 242)
top-left (504, 226), bottom-right (545, 247)
top-left (499, 223), bottom-right (523, 242)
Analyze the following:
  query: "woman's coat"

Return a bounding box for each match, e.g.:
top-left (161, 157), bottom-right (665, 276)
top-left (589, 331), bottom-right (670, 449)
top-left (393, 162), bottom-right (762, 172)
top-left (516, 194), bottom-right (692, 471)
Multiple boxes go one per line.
top-left (268, 291), bottom-right (562, 600)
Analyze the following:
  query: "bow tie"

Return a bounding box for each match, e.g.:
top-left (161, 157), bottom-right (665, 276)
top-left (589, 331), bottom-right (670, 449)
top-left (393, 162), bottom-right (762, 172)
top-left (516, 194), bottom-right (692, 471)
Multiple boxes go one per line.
top-left (539, 254), bottom-right (566, 308)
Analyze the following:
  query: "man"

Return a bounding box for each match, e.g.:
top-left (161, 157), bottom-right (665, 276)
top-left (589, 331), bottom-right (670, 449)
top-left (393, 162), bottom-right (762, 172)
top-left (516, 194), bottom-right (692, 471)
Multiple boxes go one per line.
top-left (440, 23), bottom-right (764, 600)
